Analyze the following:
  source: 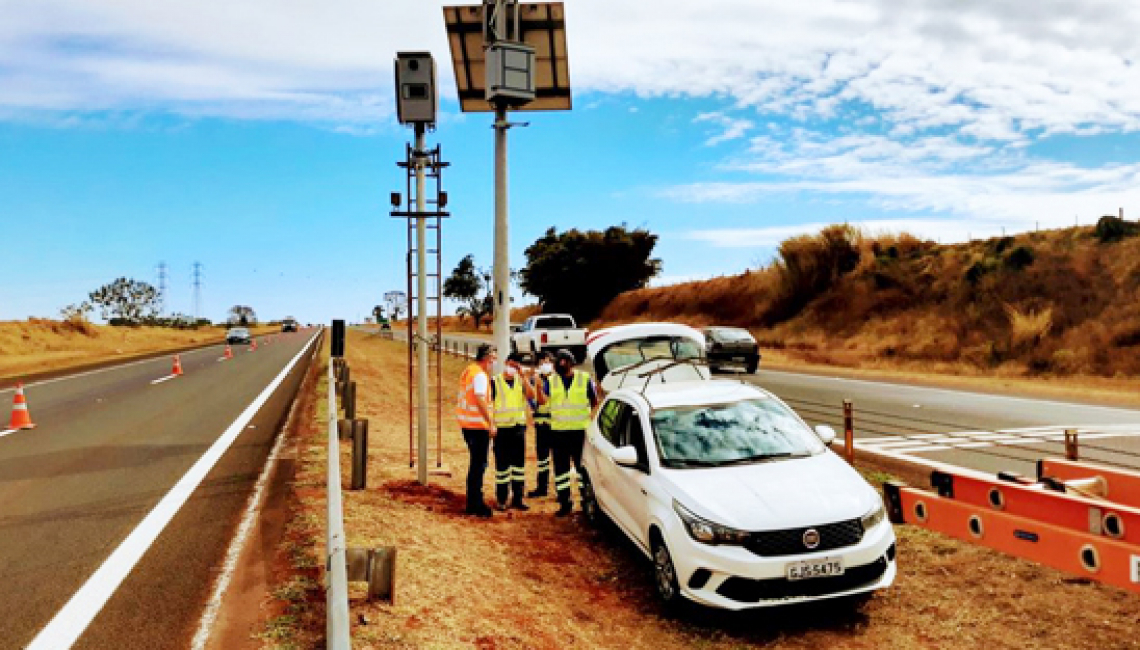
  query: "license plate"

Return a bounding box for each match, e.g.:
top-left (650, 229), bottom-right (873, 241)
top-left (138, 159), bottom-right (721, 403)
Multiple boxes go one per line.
top-left (786, 557), bottom-right (844, 581)
top-left (732, 356), bottom-right (746, 362)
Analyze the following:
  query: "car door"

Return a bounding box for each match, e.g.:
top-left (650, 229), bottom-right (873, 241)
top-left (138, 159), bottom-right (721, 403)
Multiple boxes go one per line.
top-left (610, 406), bottom-right (653, 548)
top-left (590, 398), bottom-right (633, 530)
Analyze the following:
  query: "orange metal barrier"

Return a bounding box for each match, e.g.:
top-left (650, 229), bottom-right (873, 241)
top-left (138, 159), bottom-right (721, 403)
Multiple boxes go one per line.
top-left (1038, 459), bottom-right (1140, 509)
top-left (884, 482), bottom-right (1140, 594)
top-left (930, 469), bottom-right (1140, 545)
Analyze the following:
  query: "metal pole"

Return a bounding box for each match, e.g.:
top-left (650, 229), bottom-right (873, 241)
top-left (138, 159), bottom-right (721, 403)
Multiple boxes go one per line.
top-left (493, 104), bottom-right (510, 374)
top-left (1065, 428), bottom-right (1079, 461)
top-left (843, 399), bottom-right (854, 465)
top-left (415, 123), bottom-right (430, 486)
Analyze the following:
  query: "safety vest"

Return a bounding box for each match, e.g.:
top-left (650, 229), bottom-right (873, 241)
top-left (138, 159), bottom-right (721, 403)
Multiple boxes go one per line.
top-left (456, 364), bottom-right (490, 430)
top-left (549, 370), bottom-right (592, 431)
top-left (493, 375), bottom-right (527, 428)
top-left (533, 397), bottom-right (551, 425)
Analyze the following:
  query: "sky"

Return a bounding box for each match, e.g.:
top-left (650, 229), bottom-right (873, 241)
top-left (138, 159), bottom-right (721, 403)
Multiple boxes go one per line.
top-left (3, 0), bottom-right (1140, 323)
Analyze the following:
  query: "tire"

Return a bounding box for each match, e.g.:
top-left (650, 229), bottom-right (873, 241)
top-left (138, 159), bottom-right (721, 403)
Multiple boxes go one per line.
top-left (745, 356), bottom-right (760, 374)
top-left (651, 535), bottom-right (683, 608)
top-left (530, 342), bottom-right (538, 362)
top-left (581, 471), bottom-right (604, 527)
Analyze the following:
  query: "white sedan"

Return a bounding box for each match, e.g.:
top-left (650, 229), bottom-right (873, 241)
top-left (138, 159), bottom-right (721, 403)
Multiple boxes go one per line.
top-left (580, 379), bottom-right (896, 610)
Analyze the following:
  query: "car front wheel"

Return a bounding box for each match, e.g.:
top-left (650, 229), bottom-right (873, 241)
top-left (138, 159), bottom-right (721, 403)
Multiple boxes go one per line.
top-left (581, 472), bottom-right (603, 527)
top-left (652, 536), bottom-right (682, 607)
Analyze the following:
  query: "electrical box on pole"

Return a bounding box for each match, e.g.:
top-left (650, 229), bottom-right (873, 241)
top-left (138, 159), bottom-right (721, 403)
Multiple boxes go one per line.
top-left (486, 41), bottom-right (536, 104)
top-left (394, 52), bottom-right (438, 125)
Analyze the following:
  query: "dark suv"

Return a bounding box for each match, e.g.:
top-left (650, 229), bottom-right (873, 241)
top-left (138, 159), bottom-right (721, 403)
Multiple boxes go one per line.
top-left (702, 326), bottom-right (761, 373)
top-left (281, 319), bottom-right (299, 333)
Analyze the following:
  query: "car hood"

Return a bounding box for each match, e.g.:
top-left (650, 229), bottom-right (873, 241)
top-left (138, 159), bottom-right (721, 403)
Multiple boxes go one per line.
top-left (664, 452), bottom-right (877, 531)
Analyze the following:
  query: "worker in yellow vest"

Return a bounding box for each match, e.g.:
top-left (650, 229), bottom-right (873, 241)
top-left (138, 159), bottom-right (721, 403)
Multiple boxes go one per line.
top-left (491, 352), bottom-right (538, 510)
top-left (527, 351), bottom-right (555, 498)
top-left (538, 350), bottom-right (600, 517)
top-left (456, 344), bottom-right (498, 517)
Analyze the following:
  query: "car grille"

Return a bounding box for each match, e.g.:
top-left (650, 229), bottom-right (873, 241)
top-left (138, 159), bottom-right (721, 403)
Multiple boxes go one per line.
top-left (716, 556), bottom-right (889, 603)
top-left (743, 519), bottom-right (864, 557)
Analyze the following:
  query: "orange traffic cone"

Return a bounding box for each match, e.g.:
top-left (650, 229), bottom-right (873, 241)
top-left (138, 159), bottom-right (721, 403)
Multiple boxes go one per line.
top-left (250, 338), bottom-right (258, 352)
top-left (224, 345), bottom-right (234, 360)
top-left (8, 383), bottom-right (36, 430)
top-left (172, 355), bottom-right (183, 376)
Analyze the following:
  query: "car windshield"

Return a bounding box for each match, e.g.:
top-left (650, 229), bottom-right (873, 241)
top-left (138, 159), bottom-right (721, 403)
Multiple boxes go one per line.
top-left (651, 398), bottom-right (824, 467)
top-left (600, 336), bottom-right (703, 373)
top-left (536, 317), bottom-right (575, 329)
top-left (707, 328), bottom-right (754, 342)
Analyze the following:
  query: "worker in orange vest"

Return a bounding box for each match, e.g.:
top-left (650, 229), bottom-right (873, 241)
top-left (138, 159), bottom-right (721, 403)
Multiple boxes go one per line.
top-left (456, 344), bottom-right (498, 517)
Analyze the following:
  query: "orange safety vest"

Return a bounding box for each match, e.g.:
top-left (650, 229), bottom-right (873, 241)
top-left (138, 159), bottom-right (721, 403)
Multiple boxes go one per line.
top-left (456, 363), bottom-right (490, 430)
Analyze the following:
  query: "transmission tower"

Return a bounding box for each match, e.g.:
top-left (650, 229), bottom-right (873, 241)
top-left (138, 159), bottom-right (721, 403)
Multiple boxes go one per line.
top-left (192, 262), bottom-right (203, 321)
top-left (156, 262), bottom-right (168, 316)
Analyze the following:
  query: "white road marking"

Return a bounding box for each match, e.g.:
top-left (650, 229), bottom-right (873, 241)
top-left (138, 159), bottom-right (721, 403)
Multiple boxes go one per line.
top-left (855, 424), bottom-right (1140, 461)
top-left (150, 375), bottom-right (178, 385)
top-left (26, 331), bottom-right (319, 650)
top-left (190, 394), bottom-right (295, 650)
top-left (0, 345), bottom-right (224, 395)
top-left (0, 428), bottom-right (18, 438)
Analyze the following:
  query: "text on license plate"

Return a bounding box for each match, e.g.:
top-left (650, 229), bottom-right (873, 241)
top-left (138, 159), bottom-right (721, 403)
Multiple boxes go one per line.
top-left (786, 557), bottom-right (844, 581)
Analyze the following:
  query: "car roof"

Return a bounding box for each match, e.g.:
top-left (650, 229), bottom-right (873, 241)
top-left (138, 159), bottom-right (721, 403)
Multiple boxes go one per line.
top-left (608, 378), bottom-right (772, 410)
top-left (586, 322), bottom-right (705, 354)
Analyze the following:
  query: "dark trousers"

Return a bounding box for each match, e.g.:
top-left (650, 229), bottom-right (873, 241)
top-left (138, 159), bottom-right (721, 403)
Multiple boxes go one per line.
top-left (462, 428), bottom-right (490, 511)
top-left (552, 429), bottom-right (586, 506)
top-left (533, 423), bottom-right (553, 493)
top-left (493, 425), bottom-right (526, 504)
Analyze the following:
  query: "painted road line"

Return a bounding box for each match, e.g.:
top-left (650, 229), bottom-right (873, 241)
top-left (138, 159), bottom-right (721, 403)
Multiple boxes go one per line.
top-left (886, 444), bottom-right (955, 453)
top-left (150, 375), bottom-right (179, 385)
top-left (0, 345), bottom-right (224, 395)
top-left (0, 428), bottom-right (18, 438)
top-left (27, 331), bottom-right (319, 650)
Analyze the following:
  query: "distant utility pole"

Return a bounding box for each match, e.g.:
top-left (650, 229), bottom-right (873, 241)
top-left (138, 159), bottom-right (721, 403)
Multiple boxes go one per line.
top-left (192, 262), bottom-right (203, 321)
top-left (156, 262), bottom-right (168, 316)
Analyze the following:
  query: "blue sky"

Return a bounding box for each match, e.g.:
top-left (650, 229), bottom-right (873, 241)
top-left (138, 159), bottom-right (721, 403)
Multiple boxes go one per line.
top-left (3, 0), bottom-right (1140, 323)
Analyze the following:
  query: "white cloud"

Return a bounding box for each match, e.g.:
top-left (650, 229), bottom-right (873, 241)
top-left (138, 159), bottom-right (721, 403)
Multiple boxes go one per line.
top-left (687, 218), bottom-right (1018, 249)
top-left (694, 111), bottom-right (754, 146)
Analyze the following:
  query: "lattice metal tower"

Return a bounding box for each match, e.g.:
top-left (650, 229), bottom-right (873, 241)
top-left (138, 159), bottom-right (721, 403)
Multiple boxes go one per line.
top-left (156, 262), bottom-right (168, 316)
top-left (192, 262), bottom-right (203, 321)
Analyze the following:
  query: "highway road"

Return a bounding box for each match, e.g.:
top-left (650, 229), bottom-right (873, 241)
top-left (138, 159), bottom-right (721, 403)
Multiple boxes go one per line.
top-left (400, 329), bottom-right (1140, 477)
top-left (0, 329), bottom-right (320, 650)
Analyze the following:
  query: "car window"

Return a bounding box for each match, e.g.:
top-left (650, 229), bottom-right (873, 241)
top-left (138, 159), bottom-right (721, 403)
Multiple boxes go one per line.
top-left (597, 336), bottom-right (705, 379)
top-left (651, 398), bottom-right (825, 467)
top-left (536, 316), bottom-right (575, 329)
top-left (596, 399), bottom-right (628, 446)
top-left (626, 410), bottom-right (650, 469)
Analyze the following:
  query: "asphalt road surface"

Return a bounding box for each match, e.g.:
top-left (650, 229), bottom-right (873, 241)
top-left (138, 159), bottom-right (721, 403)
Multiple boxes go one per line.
top-left (401, 329), bottom-right (1140, 478)
top-left (0, 329), bottom-right (320, 650)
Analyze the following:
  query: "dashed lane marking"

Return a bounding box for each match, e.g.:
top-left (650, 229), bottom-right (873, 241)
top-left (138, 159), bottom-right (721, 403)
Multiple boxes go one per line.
top-left (150, 375), bottom-right (178, 385)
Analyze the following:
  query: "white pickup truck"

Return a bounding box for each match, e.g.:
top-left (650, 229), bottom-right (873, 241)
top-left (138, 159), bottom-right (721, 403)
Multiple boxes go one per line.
top-left (511, 314), bottom-right (589, 361)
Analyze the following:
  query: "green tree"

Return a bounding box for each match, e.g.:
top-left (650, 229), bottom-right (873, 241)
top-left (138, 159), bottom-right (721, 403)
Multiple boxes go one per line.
top-left (228, 305), bottom-right (257, 326)
top-left (88, 278), bottom-right (161, 324)
top-left (372, 305), bottom-right (387, 323)
top-left (520, 225), bottom-right (661, 322)
top-left (443, 254), bottom-right (494, 329)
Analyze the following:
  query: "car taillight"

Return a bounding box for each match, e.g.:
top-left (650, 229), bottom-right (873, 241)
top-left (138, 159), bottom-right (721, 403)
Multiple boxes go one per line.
top-left (541, 333), bottom-right (548, 344)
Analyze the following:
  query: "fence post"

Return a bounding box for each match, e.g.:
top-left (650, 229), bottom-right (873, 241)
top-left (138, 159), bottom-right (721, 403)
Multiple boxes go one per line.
top-left (351, 419), bottom-right (369, 490)
top-left (345, 381), bottom-right (357, 421)
top-left (1065, 428), bottom-right (1079, 461)
top-left (843, 399), bottom-right (854, 465)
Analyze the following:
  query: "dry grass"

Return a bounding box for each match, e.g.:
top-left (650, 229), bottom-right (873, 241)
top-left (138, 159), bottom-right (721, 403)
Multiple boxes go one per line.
top-left (0, 319), bottom-right (279, 380)
top-left (597, 223), bottom-right (1140, 379)
top-left (263, 331), bottom-right (1140, 649)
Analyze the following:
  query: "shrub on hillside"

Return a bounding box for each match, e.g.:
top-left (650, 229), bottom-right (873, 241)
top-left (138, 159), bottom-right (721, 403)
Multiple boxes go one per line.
top-left (769, 224), bottom-right (862, 323)
top-left (1004, 246), bottom-right (1035, 271)
top-left (1094, 215), bottom-right (1140, 243)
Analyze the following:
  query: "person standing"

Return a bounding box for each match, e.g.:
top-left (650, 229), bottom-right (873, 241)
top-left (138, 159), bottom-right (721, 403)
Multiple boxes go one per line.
top-left (491, 352), bottom-right (537, 510)
top-left (456, 344), bottom-right (497, 517)
top-left (527, 351), bottom-right (554, 498)
top-left (539, 350), bottom-right (600, 517)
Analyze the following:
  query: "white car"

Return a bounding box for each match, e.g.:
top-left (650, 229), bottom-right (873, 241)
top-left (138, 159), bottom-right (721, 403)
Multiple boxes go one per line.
top-left (580, 378), bottom-right (896, 610)
top-left (586, 323), bottom-right (711, 393)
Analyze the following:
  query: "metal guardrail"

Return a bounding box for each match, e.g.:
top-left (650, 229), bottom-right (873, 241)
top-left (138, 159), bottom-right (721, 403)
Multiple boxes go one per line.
top-left (326, 359), bottom-right (351, 650)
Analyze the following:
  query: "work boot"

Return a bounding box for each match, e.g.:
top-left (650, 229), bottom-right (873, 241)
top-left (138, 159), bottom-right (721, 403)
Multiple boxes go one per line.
top-left (510, 498), bottom-right (530, 511)
top-left (526, 486), bottom-right (548, 498)
top-left (554, 502), bottom-right (573, 517)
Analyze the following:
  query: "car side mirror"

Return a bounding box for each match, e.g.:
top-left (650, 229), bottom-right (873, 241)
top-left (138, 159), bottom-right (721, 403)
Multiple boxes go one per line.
top-left (815, 425), bottom-right (837, 445)
top-left (611, 445), bottom-right (640, 468)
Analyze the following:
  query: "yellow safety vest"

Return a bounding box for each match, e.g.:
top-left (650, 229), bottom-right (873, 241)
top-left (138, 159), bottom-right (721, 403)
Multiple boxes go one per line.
top-left (549, 371), bottom-right (592, 431)
top-left (493, 375), bottom-right (527, 428)
top-left (534, 399), bottom-right (551, 425)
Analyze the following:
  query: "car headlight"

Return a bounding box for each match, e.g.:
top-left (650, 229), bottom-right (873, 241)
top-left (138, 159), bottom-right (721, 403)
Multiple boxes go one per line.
top-left (860, 500), bottom-right (887, 531)
top-left (673, 500), bottom-right (750, 545)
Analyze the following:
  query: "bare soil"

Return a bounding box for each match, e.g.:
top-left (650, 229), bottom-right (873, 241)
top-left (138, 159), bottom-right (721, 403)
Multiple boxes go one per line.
top-left (262, 331), bottom-right (1140, 649)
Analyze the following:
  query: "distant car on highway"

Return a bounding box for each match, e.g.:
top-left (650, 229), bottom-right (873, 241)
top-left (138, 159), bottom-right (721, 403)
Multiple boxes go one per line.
top-left (703, 326), bottom-right (761, 374)
top-left (281, 318), bottom-right (299, 333)
top-left (226, 327), bottom-right (252, 345)
top-left (580, 377), bottom-right (896, 611)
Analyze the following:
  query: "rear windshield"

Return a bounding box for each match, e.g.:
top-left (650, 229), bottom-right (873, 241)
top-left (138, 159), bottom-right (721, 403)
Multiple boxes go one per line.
top-left (535, 317), bottom-right (576, 329)
top-left (707, 328), bottom-right (754, 342)
top-left (596, 336), bottom-right (704, 380)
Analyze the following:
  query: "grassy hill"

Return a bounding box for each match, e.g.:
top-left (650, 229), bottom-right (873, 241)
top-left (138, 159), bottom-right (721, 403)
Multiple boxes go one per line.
top-left (597, 217), bottom-right (1140, 378)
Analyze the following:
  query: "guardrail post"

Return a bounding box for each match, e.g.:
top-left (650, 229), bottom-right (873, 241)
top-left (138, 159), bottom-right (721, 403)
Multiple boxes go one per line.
top-left (345, 381), bottom-right (357, 421)
top-left (1065, 428), bottom-right (1079, 461)
top-left (338, 418), bottom-right (352, 441)
top-left (351, 419), bottom-right (369, 490)
top-left (843, 399), bottom-right (854, 465)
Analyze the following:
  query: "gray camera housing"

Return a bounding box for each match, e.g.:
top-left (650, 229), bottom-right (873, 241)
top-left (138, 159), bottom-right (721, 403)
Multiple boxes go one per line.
top-left (394, 52), bottom-right (437, 125)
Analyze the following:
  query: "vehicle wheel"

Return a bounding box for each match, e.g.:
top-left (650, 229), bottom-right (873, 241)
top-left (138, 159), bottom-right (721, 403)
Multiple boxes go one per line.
top-left (745, 356), bottom-right (759, 374)
top-left (651, 535), bottom-right (682, 608)
top-left (581, 472), bottom-right (603, 527)
top-left (530, 342), bottom-right (538, 362)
